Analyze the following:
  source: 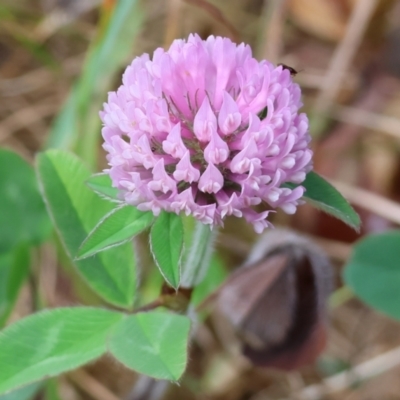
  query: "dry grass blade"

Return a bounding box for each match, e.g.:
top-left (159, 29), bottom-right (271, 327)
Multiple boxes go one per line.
top-left (280, 345), bottom-right (400, 400)
top-left (295, 69), bottom-right (358, 90)
top-left (68, 369), bottom-right (120, 400)
top-left (35, 0), bottom-right (101, 41)
top-left (125, 375), bottom-right (169, 400)
top-left (0, 103), bottom-right (57, 142)
top-left (258, 0), bottom-right (287, 63)
top-left (332, 105), bottom-right (400, 140)
top-left (314, 0), bottom-right (378, 114)
top-left (0, 56), bottom-right (83, 96)
top-left (310, 236), bottom-right (352, 262)
top-left (330, 179), bottom-right (400, 225)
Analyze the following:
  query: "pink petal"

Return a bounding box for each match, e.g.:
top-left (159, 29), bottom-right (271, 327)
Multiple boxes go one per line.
top-left (216, 192), bottom-right (242, 218)
top-left (134, 108), bottom-right (153, 133)
top-left (243, 209), bottom-right (272, 233)
top-left (193, 203), bottom-right (216, 225)
top-left (173, 151), bottom-right (200, 183)
top-left (148, 159), bottom-right (176, 193)
top-left (198, 163), bottom-right (224, 193)
top-left (218, 91), bottom-right (241, 134)
top-left (230, 138), bottom-right (260, 173)
top-left (162, 123), bottom-right (187, 159)
top-left (193, 96), bottom-right (217, 142)
top-left (170, 188), bottom-right (196, 215)
top-left (204, 130), bottom-right (230, 164)
top-left (132, 135), bottom-right (157, 169)
top-left (240, 113), bottom-right (261, 145)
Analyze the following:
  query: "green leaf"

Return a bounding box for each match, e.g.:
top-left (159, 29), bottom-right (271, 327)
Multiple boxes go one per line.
top-left (0, 307), bottom-right (123, 394)
top-left (343, 230), bottom-right (400, 320)
top-left (150, 212), bottom-right (184, 289)
top-left (109, 312), bottom-right (190, 380)
top-left (36, 150), bottom-right (136, 308)
top-left (181, 221), bottom-right (217, 287)
top-left (0, 149), bottom-right (51, 252)
top-left (78, 205), bottom-right (154, 259)
top-left (286, 171), bottom-right (361, 230)
top-left (0, 382), bottom-right (42, 400)
top-left (85, 174), bottom-right (120, 201)
top-left (0, 245), bottom-right (30, 327)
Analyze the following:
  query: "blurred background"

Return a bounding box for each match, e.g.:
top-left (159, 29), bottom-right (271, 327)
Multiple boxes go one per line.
top-left (1, 0), bottom-right (400, 399)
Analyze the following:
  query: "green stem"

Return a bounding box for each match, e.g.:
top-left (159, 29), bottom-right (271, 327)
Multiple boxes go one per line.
top-left (329, 285), bottom-right (354, 309)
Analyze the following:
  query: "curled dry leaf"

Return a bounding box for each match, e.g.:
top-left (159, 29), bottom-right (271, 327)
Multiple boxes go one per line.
top-left (215, 229), bottom-right (333, 370)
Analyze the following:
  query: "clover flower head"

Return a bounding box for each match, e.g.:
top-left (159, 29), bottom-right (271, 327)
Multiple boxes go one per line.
top-left (100, 34), bottom-right (312, 233)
